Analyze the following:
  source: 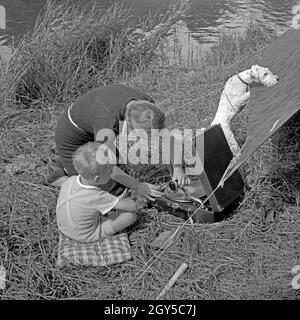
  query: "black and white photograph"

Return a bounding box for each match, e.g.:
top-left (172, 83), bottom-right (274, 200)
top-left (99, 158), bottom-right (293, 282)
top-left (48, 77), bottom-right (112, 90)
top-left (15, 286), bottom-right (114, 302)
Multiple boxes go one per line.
top-left (0, 0), bottom-right (299, 308)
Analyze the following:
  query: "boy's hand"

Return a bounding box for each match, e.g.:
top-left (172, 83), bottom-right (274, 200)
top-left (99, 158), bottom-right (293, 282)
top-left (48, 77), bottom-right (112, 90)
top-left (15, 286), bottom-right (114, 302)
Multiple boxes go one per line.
top-left (137, 182), bottom-right (163, 201)
top-left (172, 167), bottom-right (190, 187)
top-left (129, 191), bottom-right (149, 211)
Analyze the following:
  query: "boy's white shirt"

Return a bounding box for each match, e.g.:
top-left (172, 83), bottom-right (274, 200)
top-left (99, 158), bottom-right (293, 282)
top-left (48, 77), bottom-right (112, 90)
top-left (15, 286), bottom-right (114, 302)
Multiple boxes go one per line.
top-left (56, 176), bottom-right (119, 242)
top-left (76, 175), bottom-right (100, 190)
top-left (75, 176), bottom-right (119, 213)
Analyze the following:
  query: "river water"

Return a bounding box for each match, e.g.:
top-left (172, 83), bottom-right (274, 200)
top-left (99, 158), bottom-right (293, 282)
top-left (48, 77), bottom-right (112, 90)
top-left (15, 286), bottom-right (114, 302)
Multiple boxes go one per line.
top-left (0, 0), bottom-right (299, 52)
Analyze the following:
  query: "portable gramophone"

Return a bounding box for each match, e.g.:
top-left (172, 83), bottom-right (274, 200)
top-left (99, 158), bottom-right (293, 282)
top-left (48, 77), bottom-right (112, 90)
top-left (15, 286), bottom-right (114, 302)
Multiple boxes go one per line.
top-left (152, 124), bottom-right (245, 223)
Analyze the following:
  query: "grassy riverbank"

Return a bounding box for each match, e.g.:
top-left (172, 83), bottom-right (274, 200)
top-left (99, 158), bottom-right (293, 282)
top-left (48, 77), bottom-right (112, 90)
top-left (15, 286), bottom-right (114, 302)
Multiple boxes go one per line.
top-left (0, 0), bottom-right (299, 300)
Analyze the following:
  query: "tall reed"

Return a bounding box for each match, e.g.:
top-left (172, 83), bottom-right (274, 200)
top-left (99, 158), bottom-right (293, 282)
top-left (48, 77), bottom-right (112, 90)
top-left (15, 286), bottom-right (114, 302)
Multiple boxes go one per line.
top-left (1, 0), bottom-right (188, 106)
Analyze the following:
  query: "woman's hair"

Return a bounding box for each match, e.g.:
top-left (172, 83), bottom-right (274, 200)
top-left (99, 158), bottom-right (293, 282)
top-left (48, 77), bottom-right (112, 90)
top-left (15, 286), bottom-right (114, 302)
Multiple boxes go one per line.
top-left (125, 100), bottom-right (165, 134)
top-left (73, 142), bottom-right (114, 180)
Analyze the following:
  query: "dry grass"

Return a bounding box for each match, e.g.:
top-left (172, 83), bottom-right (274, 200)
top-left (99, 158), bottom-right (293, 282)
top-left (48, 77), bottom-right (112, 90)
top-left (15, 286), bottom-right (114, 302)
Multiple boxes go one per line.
top-left (1, 0), bottom-right (188, 106)
top-left (0, 1), bottom-right (299, 300)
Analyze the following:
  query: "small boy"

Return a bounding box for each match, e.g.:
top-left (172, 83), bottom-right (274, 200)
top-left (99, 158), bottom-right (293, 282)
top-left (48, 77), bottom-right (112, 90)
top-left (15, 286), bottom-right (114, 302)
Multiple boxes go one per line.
top-left (56, 142), bottom-right (137, 242)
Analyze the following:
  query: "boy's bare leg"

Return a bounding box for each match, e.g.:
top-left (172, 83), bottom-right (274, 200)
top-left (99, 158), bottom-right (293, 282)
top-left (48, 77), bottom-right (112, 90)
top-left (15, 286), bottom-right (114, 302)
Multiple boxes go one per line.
top-left (101, 211), bottom-right (137, 236)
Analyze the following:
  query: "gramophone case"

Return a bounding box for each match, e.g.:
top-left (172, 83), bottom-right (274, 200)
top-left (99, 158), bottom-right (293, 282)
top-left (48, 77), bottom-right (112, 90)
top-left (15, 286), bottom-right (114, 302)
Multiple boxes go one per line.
top-left (154, 124), bottom-right (244, 223)
top-left (194, 124), bottom-right (244, 212)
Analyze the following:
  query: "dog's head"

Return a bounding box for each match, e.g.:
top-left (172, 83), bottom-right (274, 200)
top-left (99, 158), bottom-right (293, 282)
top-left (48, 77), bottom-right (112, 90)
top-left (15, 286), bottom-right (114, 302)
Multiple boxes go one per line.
top-left (249, 65), bottom-right (279, 87)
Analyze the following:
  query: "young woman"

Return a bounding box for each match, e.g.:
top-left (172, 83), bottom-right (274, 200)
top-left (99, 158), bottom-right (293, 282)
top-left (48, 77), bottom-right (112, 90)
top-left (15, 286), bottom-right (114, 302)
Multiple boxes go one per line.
top-left (50, 84), bottom-right (189, 200)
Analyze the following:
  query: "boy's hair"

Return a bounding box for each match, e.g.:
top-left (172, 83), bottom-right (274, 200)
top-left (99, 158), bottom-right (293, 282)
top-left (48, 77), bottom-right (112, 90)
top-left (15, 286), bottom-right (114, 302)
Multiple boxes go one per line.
top-left (73, 142), bottom-right (115, 180)
top-left (125, 100), bottom-right (165, 135)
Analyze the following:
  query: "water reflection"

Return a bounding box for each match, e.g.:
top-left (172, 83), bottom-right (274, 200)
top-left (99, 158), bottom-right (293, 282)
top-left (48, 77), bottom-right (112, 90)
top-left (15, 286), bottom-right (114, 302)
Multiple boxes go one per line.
top-left (184, 0), bottom-right (298, 44)
top-left (0, 0), bottom-right (298, 47)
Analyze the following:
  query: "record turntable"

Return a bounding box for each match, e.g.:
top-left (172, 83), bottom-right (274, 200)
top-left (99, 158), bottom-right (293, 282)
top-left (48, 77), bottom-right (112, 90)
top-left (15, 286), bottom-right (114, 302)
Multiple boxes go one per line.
top-left (152, 124), bottom-right (245, 223)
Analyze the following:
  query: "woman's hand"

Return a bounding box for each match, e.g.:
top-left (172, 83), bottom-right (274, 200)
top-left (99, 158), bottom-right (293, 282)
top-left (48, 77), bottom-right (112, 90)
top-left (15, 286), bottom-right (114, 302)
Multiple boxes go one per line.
top-left (172, 167), bottom-right (190, 187)
top-left (137, 182), bottom-right (163, 201)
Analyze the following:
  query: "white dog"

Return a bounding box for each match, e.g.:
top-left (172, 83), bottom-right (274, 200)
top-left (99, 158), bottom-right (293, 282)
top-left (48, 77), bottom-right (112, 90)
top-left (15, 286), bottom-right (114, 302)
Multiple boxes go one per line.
top-left (210, 65), bottom-right (279, 156)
